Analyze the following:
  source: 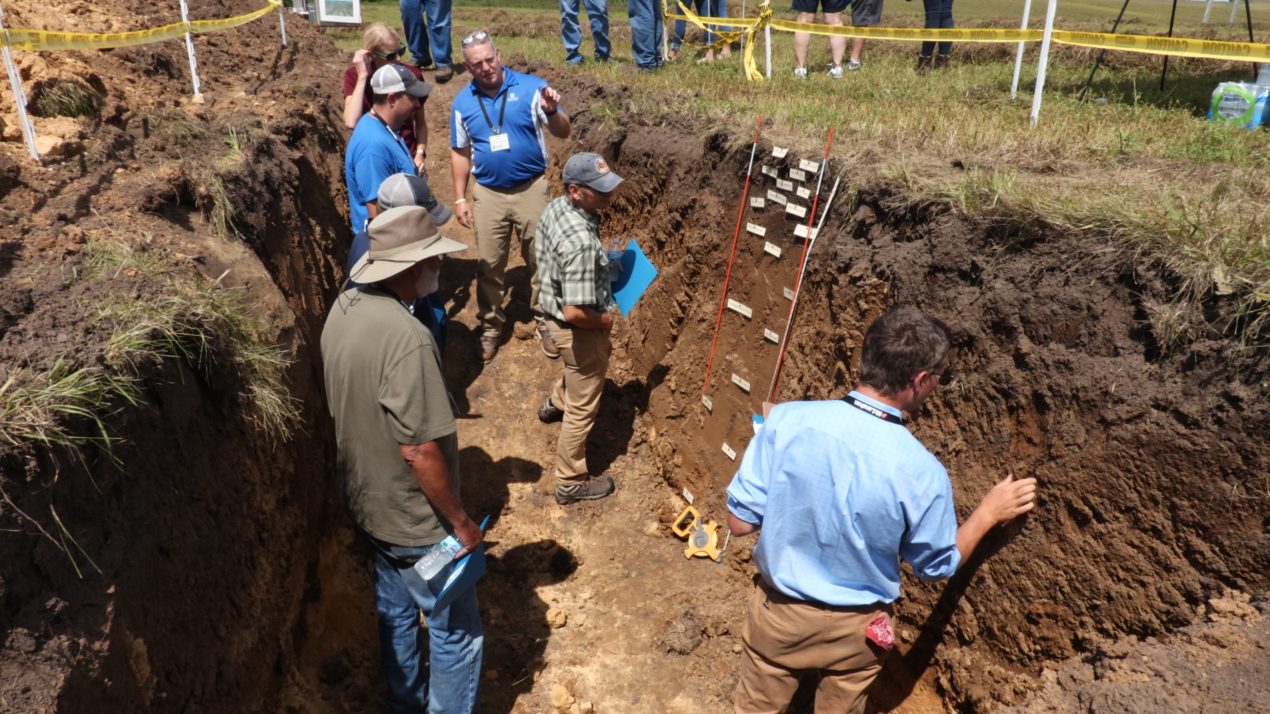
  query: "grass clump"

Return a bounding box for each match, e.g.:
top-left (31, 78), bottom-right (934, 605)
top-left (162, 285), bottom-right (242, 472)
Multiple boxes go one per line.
top-left (0, 360), bottom-right (138, 451)
top-left (28, 80), bottom-right (101, 118)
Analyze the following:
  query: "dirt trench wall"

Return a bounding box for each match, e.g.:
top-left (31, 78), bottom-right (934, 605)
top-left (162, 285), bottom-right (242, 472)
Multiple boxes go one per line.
top-left (560, 100), bottom-right (1269, 706)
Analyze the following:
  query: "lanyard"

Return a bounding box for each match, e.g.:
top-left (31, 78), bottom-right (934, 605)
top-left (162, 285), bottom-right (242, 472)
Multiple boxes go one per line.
top-left (842, 396), bottom-right (905, 425)
top-left (477, 88), bottom-right (509, 135)
top-left (370, 109), bottom-right (413, 164)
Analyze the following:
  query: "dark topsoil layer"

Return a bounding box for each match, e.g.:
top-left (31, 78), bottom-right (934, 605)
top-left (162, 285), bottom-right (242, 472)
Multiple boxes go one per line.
top-left (1, 2), bottom-right (1268, 712)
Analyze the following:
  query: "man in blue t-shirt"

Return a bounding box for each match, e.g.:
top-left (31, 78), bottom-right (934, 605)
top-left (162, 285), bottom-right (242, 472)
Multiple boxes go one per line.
top-left (345, 64), bottom-right (431, 235)
top-left (449, 30), bottom-right (572, 364)
top-left (726, 305), bottom-right (1038, 713)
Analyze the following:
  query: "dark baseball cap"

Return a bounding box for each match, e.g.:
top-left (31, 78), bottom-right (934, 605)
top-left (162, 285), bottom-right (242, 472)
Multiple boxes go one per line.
top-left (562, 152), bottom-right (623, 193)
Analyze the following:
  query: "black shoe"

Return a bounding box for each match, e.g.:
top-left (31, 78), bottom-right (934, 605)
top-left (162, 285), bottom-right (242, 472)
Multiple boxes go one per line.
top-left (537, 398), bottom-right (564, 424)
top-left (555, 476), bottom-right (615, 505)
top-left (414, 60), bottom-right (437, 71)
top-left (435, 65), bottom-right (455, 84)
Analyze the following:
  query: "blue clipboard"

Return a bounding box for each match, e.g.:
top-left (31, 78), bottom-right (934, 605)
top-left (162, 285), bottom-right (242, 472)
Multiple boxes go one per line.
top-left (611, 239), bottom-right (658, 316)
top-left (432, 516), bottom-right (489, 613)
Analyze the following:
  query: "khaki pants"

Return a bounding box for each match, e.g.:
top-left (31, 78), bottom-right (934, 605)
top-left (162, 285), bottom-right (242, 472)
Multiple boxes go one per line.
top-left (734, 581), bottom-right (889, 714)
top-left (471, 174), bottom-right (549, 337)
top-left (545, 321), bottom-right (611, 482)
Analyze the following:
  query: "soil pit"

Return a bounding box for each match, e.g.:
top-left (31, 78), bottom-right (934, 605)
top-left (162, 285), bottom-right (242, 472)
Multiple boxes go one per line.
top-left (1, 7), bottom-right (1268, 713)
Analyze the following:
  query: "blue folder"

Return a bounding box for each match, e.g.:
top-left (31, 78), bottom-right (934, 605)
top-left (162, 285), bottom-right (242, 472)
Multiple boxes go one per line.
top-left (432, 516), bottom-right (489, 613)
top-left (611, 239), bottom-right (658, 316)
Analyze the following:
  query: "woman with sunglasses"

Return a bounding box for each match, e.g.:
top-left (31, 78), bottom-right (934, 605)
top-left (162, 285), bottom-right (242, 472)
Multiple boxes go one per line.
top-left (343, 23), bottom-right (431, 173)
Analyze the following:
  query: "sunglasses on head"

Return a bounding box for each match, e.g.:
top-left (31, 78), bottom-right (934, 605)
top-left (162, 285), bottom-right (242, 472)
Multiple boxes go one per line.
top-left (373, 45), bottom-right (408, 61)
top-left (461, 30), bottom-right (490, 47)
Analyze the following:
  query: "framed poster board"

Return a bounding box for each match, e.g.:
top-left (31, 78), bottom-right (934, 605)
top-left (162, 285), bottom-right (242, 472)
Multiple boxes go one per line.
top-left (316, 0), bottom-right (360, 25)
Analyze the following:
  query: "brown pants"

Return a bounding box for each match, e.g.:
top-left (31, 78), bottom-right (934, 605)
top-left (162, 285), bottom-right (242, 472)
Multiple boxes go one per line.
top-left (471, 174), bottom-right (549, 337)
top-left (734, 581), bottom-right (889, 714)
top-left (545, 321), bottom-right (611, 482)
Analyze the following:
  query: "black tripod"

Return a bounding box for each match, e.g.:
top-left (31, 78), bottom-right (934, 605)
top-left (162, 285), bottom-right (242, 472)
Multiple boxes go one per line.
top-left (1078, 0), bottom-right (1257, 101)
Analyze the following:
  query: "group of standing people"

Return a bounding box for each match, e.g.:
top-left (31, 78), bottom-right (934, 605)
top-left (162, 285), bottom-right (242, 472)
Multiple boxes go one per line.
top-left (327, 28), bottom-right (627, 713)
top-left (326, 17), bottom-right (1030, 714)
top-left (793, 0), bottom-right (955, 77)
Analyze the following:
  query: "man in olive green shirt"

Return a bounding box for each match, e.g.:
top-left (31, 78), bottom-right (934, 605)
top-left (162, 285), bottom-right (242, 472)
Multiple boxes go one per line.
top-left (321, 205), bottom-right (483, 712)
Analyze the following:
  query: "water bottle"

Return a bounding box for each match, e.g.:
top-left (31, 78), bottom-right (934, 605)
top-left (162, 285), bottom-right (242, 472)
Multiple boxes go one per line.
top-left (606, 238), bottom-right (625, 283)
top-left (413, 535), bottom-right (461, 580)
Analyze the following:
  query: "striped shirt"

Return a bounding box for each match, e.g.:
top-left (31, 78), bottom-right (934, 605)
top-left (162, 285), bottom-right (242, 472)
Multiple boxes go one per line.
top-left (535, 196), bottom-right (614, 322)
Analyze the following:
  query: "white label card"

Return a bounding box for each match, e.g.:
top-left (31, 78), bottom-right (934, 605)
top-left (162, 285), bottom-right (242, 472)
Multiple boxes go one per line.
top-left (750, 196), bottom-right (765, 209)
top-left (796, 186), bottom-right (811, 200)
top-left (766, 190), bottom-right (787, 205)
top-left (763, 241), bottom-right (782, 258)
top-left (789, 169), bottom-right (807, 182)
top-left (763, 328), bottom-right (780, 343)
top-left (682, 487), bottom-right (695, 504)
top-left (772, 146), bottom-right (789, 158)
top-left (727, 298), bottom-right (753, 319)
top-left (776, 179), bottom-right (794, 192)
top-left (746, 222), bottom-right (767, 237)
top-left (786, 203), bottom-right (807, 219)
top-left (732, 373), bottom-right (751, 392)
top-left (722, 442), bottom-right (737, 460)
top-left (702, 394), bottom-right (713, 411)
top-left (794, 224), bottom-right (820, 239)
top-left (760, 165), bottom-right (776, 178)
top-left (783, 287), bottom-right (795, 300)
top-left (799, 158), bottom-right (820, 173)
top-left (490, 133), bottom-right (511, 152)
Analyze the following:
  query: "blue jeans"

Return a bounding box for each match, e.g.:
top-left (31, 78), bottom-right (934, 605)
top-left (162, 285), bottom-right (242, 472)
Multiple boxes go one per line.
top-left (627, 0), bottom-right (664, 69)
top-left (560, 0), bottom-right (610, 63)
top-left (671, 0), bottom-right (708, 49)
top-left (371, 538), bottom-right (484, 714)
top-left (400, 0), bottom-right (454, 68)
top-left (920, 0), bottom-right (953, 57)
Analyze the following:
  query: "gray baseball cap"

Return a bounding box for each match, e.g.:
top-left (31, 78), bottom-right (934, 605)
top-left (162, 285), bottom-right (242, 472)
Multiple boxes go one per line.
top-left (377, 173), bottom-right (453, 226)
top-left (370, 64), bottom-right (432, 98)
top-left (562, 152), bottom-right (623, 193)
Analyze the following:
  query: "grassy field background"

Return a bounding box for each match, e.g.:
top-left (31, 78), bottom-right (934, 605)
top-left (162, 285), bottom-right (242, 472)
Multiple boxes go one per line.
top-left (330, 0), bottom-right (1270, 343)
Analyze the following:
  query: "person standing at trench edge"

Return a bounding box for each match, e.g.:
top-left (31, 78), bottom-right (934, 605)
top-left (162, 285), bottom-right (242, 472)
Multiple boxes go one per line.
top-left (450, 30), bottom-right (572, 364)
top-left (322, 206), bottom-right (484, 713)
top-left (726, 305), bottom-right (1038, 713)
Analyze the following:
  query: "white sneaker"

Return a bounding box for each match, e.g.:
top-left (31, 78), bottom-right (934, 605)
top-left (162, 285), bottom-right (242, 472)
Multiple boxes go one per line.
top-left (793, 66), bottom-right (808, 79)
top-left (828, 64), bottom-right (844, 79)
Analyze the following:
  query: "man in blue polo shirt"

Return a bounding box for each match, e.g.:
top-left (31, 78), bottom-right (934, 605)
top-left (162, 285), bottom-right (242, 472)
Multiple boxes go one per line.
top-left (726, 305), bottom-right (1038, 713)
top-left (346, 65), bottom-right (431, 235)
top-left (450, 30), bottom-right (572, 363)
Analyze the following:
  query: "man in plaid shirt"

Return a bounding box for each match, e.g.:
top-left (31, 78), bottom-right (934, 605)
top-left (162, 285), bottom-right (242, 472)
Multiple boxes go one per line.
top-left (535, 152), bottom-right (625, 505)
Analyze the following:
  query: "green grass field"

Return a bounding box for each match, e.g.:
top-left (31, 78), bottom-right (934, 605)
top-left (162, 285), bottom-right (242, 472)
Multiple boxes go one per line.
top-left (330, 0), bottom-right (1270, 342)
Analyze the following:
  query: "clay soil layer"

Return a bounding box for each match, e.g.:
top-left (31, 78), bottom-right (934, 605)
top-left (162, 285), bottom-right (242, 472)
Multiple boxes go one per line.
top-left (1, 1), bottom-right (1268, 712)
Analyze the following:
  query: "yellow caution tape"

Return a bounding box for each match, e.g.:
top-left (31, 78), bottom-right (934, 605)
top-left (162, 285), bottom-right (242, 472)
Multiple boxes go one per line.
top-left (668, 6), bottom-right (1270, 69)
top-left (2, 0), bottom-right (281, 52)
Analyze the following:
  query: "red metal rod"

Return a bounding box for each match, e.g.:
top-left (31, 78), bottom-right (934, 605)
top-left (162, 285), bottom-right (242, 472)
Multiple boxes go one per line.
top-left (701, 115), bottom-right (763, 399)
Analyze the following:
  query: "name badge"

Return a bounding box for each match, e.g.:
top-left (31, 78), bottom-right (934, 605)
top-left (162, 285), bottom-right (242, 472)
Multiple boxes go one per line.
top-left (490, 133), bottom-right (511, 152)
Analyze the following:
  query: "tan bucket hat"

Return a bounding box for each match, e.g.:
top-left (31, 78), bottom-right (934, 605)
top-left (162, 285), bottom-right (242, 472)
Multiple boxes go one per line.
top-left (349, 206), bottom-right (466, 284)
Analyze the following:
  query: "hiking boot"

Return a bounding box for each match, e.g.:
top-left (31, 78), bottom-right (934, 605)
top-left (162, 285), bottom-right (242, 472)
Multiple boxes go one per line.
top-left (536, 320), bottom-right (560, 359)
top-left (827, 64), bottom-right (844, 79)
top-left (916, 54), bottom-right (932, 74)
top-left (845, 59), bottom-right (862, 71)
top-left (934, 54), bottom-right (950, 69)
top-left (537, 398), bottom-right (564, 424)
top-left (435, 65), bottom-right (455, 84)
top-left (555, 476), bottom-right (615, 505)
top-left (793, 66), bottom-right (808, 80)
top-left (479, 333), bottom-right (499, 362)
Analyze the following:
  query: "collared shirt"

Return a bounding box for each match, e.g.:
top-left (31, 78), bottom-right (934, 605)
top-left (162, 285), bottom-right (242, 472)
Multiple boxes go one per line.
top-left (726, 391), bottom-right (961, 606)
top-left (345, 112), bottom-right (416, 234)
top-left (450, 68), bottom-right (554, 188)
top-left (535, 195), bottom-right (614, 322)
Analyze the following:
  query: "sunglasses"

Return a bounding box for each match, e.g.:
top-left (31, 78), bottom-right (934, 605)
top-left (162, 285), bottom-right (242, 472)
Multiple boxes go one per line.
top-left (461, 30), bottom-right (490, 47)
top-left (931, 367), bottom-right (956, 387)
top-left (373, 45), bottom-right (408, 61)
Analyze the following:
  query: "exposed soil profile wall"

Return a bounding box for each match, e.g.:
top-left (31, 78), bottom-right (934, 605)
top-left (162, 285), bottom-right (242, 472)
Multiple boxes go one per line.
top-left (548, 75), bottom-right (1269, 706)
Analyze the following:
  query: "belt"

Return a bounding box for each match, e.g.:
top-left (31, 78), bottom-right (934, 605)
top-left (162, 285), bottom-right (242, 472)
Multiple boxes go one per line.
top-left (758, 578), bottom-right (888, 614)
top-left (547, 315), bottom-right (575, 329)
top-left (476, 173), bottom-right (544, 193)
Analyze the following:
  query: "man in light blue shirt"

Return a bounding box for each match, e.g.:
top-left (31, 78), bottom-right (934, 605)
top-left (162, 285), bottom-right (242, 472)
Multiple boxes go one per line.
top-left (727, 305), bottom-right (1038, 713)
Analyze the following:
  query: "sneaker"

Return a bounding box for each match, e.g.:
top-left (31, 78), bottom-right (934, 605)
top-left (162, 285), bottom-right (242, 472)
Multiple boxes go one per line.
top-left (479, 333), bottom-right (499, 362)
top-left (916, 55), bottom-right (933, 74)
top-left (594, 53), bottom-right (609, 62)
top-left (536, 320), bottom-right (560, 358)
top-left (555, 476), bottom-right (615, 505)
top-left (537, 398), bottom-right (564, 424)
top-left (828, 64), bottom-right (843, 79)
top-left (845, 60), bottom-right (862, 71)
top-left (793, 66), bottom-right (808, 80)
top-left (434, 65), bottom-right (455, 84)
top-left (413, 59), bottom-right (437, 72)
top-left (565, 55), bottom-right (583, 66)
top-left (934, 54), bottom-right (950, 69)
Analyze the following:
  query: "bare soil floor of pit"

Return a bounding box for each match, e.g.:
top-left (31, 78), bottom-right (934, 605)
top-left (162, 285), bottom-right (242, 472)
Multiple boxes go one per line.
top-left (1, 3), bottom-right (1268, 713)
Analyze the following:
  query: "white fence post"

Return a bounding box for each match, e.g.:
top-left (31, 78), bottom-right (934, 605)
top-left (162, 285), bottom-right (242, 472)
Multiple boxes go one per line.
top-left (0, 2), bottom-right (39, 162)
top-left (1030, 0), bottom-right (1058, 127)
top-left (1011, 0), bottom-right (1033, 99)
top-left (177, 0), bottom-right (204, 98)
